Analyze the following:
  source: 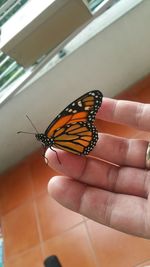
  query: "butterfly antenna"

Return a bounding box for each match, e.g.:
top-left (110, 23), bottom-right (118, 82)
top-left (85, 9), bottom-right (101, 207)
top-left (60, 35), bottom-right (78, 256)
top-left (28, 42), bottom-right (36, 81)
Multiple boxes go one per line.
top-left (26, 115), bottom-right (39, 134)
top-left (17, 131), bottom-right (36, 135)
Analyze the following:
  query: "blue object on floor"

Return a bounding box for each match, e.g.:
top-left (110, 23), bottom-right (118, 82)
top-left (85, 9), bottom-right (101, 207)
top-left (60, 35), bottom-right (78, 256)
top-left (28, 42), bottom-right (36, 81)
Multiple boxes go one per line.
top-left (0, 238), bottom-right (3, 267)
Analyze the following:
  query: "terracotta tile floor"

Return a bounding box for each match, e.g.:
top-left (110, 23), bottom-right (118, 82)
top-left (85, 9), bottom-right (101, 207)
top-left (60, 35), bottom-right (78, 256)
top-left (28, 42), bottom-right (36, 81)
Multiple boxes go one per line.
top-left (43, 224), bottom-right (98, 267)
top-left (87, 220), bottom-right (150, 267)
top-left (36, 194), bottom-right (83, 241)
top-left (2, 201), bottom-right (40, 258)
top-left (4, 245), bottom-right (43, 267)
top-left (0, 162), bottom-right (33, 215)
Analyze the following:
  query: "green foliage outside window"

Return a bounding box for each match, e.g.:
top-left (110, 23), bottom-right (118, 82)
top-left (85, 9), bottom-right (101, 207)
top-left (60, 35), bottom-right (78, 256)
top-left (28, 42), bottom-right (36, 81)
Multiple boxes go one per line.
top-left (0, 0), bottom-right (27, 92)
top-left (0, 0), bottom-right (28, 26)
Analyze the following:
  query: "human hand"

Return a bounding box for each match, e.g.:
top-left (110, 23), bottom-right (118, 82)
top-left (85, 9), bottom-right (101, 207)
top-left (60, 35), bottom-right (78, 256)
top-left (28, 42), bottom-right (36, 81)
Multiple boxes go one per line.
top-left (46, 98), bottom-right (150, 239)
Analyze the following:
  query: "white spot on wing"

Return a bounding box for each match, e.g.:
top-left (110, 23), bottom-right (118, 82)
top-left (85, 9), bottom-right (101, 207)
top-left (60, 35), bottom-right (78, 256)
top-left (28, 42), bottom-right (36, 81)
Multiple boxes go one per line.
top-left (85, 106), bottom-right (90, 111)
top-left (78, 101), bottom-right (82, 107)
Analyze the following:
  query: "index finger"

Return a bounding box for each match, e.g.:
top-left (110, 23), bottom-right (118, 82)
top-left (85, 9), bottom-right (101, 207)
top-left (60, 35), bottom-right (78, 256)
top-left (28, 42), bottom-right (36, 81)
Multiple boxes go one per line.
top-left (98, 98), bottom-right (150, 131)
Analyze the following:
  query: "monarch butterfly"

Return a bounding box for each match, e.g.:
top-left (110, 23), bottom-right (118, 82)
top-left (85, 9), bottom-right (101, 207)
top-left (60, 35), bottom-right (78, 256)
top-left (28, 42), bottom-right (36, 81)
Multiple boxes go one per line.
top-left (18, 90), bottom-right (103, 162)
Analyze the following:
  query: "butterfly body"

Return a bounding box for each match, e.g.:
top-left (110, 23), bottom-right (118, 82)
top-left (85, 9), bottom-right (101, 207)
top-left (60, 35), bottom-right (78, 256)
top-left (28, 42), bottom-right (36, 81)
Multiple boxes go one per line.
top-left (35, 133), bottom-right (54, 147)
top-left (35, 90), bottom-right (103, 156)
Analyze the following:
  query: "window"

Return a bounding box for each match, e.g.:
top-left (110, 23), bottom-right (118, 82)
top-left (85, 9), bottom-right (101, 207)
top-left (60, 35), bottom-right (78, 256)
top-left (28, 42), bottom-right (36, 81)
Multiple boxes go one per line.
top-left (0, 0), bottom-right (28, 92)
top-left (0, 0), bottom-right (141, 103)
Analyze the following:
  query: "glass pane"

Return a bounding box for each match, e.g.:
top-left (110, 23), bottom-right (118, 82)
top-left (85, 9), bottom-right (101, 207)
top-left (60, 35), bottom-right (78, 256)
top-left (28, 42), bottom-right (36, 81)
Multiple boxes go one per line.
top-left (0, 0), bottom-right (28, 26)
top-left (87, 0), bottom-right (105, 11)
top-left (0, 0), bottom-right (27, 93)
top-left (0, 52), bottom-right (25, 92)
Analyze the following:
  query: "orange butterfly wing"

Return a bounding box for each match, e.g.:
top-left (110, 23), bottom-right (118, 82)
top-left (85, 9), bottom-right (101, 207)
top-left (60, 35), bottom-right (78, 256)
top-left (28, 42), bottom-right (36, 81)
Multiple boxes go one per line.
top-left (52, 122), bottom-right (97, 155)
top-left (44, 90), bottom-right (103, 155)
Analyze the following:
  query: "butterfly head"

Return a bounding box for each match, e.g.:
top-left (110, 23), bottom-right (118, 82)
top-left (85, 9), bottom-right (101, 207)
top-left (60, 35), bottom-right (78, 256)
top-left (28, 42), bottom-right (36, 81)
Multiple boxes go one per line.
top-left (35, 133), bottom-right (54, 147)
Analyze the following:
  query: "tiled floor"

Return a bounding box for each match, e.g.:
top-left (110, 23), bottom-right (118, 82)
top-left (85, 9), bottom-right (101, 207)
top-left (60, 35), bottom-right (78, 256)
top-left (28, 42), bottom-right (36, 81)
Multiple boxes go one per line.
top-left (43, 224), bottom-right (98, 267)
top-left (0, 162), bottom-right (33, 215)
top-left (87, 220), bottom-right (150, 267)
top-left (36, 194), bottom-right (83, 241)
top-left (1, 75), bottom-right (150, 267)
top-left (3, 201), bottom-right (40, 258)
top-left (3, 245), bottom-right (43, 267)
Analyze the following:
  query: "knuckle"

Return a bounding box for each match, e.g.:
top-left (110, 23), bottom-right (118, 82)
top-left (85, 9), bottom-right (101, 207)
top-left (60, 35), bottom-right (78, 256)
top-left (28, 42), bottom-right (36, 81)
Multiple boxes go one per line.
top-left (117, 138), bottom-right (129, 165)
top-left (135, 103), bottom-right (145, 129)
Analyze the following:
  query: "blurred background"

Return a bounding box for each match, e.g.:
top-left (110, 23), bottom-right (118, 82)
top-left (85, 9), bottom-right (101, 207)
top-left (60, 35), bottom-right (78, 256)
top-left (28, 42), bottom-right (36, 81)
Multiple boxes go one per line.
top-left (0, 1), bottom-right (150, 266)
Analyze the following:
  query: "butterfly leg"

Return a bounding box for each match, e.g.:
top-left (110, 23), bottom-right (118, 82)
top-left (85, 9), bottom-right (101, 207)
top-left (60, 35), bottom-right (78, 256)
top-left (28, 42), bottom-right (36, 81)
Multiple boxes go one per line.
top-left (41, 144), bottom-right (49, 165)
top-left (50, 147), bottom-right (61, 165)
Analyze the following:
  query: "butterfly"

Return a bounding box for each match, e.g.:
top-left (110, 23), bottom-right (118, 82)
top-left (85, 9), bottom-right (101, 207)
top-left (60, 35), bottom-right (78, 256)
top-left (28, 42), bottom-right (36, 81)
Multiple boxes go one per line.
top-left (18, 90), bottom-right (103, 161)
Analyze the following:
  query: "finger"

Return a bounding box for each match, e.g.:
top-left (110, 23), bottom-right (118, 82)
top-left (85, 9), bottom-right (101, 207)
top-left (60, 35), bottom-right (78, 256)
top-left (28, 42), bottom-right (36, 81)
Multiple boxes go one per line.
top-left (91, 133), bottom-right (148, 168)
top-left (48, 176), bottom-right (149, 238)
top-left (98, 98), bottom-right (150, 131)
top-left (46, 149), bottom-right (149, 198)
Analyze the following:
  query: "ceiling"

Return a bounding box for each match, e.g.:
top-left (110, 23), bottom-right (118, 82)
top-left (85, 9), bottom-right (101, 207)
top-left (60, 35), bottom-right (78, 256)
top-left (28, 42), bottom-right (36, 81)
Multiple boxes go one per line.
top-left (0, 0), bottom-right (150, 173)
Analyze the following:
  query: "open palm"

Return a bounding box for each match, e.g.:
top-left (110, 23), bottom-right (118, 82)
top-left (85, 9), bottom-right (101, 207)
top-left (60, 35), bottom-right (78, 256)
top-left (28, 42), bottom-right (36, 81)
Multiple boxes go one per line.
top-left (47, 98), bottom-right (150, 239)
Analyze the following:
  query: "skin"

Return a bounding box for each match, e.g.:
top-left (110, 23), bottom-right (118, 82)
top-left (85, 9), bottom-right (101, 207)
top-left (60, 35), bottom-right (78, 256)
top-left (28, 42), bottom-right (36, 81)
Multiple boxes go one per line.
top-left (46, 97), bottom-right (150, 239)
